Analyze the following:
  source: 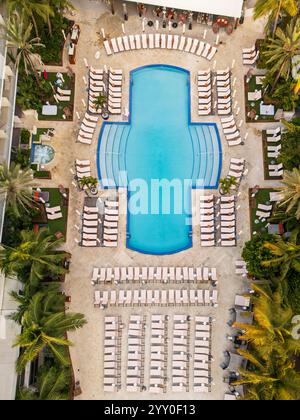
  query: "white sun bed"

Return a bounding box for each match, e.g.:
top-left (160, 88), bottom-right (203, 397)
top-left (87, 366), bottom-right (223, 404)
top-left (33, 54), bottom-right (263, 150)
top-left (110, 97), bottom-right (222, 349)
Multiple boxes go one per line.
top-left (161, 34), bottom-right (166, 48)
top-left (123, 36), bottom-right (130, 51)
top-left (82, 240), bottom-right (97, 247)
top-left (149, 33), bottom-right (154, 49)
top-left (155, 33), bottom-right (160, 48)
top-left (173, 34), bottom-right (179, 49)
top-left (178, 36), bottom-right (186, 51)
top-left (207, 47), bottom-right (217, 61)
top-left (129, 34), bottom-right (136, 49)
top-left (111, 38), bottom-right (119, 53)
top-left (117, 37), bottom-right (124, 52)
top-left (135, 34), bottom-right (141, 49)
top-left (202, 43), bottom-right (211, 58)
top-left (141, 33), bottom-right (148, 48)
top-left (167, 34), bottom-right (173, 49)
top-left (103, 40), bottom-right (113, 55)
top-left (47, 212), bottom-right (63, 220)
top-left (184, 37), bottom-right (193, 52)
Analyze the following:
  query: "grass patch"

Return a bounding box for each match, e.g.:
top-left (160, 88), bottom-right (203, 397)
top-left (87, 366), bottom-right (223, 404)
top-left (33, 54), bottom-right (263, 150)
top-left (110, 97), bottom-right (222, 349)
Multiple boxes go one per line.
top-left (32, 128), bottom-right (49, 144)
top-left (249, 188), bottom-right (276, 236)
top-left (245, 76), bottom-right (277, 123)
top-left (33, 188), bottom-right (68, 240)
top-left (38, 73), bottom-right (75, 122)
top-left (262, 131), bottom-right (283, 181)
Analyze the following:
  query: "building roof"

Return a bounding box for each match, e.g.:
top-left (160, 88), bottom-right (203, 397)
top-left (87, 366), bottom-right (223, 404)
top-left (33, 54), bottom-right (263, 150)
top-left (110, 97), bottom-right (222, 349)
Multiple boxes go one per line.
top-left (126, 0), bottom-right (243, 18)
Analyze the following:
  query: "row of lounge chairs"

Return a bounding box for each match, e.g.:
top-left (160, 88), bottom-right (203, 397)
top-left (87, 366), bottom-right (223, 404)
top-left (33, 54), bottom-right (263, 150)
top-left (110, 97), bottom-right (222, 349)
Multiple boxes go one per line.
top-left (220, 115), bottom-right (242, 146)
top-left (103, 199), bottom-right (119, 247)
top-left (198, 70), bottom-right (212, 115)
top-left (54, 87), bottom-right (72, 103)
top-left (46, 206), bottom-right (63, 221)
top-left (193, 316), bottom-right (213, 393)
top-left (75, 159), bottom-right (91, 180)
top-left (91, 266), bottom-right (217, 284)
top-left (242, 45), bottom-right (259, 66)
top-left (235, 260), bottom-right (248, 277)
top-left (199, 195), bottom-right (237, 247)
top-left (104, 34), bottom-right (217, 61)
top-left (77, 113), bottom-right (98, 145)
top-left (80, 205), bottom-right (101, 247)
top-left (266, 127), bottom-right (283, 177)
top-left (227, 158), bottom-right (246, 190)
top-left (94, 289), bottom-right (218, 308)
top-left (172, 315), bottom-right (190, 392)
top-left (149, 315), bottom-right (168, 394)
top-left (88, 67), bottom-right (123, 115)
top-left (256, 203), bottom-right (273, 220)
top-left (126, 315), bottom-right (146, 392)
top-left (216, 68), bottom-right (232, 115)
top-left (103, 316), bottom-right (122, 392)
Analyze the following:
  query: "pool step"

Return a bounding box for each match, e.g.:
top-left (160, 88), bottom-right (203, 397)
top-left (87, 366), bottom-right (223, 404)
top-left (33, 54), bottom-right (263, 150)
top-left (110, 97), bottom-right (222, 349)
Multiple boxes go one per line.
top-left (98, 124), bottom-right (131, 188)
top-left (189, 125), bottom-right (222, 188)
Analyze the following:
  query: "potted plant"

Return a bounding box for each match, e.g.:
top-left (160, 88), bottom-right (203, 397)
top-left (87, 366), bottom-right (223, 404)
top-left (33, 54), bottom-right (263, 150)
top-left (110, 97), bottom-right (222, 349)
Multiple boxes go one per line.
top-left (79, 176), bottom-right (98, 194)
top-left (93, 94), bottom-right (107, 112)
top-left (219, 176), bottom-right (237, 195)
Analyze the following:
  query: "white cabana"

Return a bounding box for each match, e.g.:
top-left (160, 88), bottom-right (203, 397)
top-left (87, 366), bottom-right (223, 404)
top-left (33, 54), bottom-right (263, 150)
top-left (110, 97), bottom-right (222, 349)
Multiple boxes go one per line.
top-left (126, 0), bottom-right (244, 18)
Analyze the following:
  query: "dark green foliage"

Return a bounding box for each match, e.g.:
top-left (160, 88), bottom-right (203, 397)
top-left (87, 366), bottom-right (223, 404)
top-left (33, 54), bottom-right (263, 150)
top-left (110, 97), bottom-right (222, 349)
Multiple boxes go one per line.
top-left (20, 129), bottom-right (31, 145)
top-left (11, 147), bottom-right (31, 169)
top-left (36, 15), bottom-right (72, 65)
top-left (242, 234), bottom-right (279, 279)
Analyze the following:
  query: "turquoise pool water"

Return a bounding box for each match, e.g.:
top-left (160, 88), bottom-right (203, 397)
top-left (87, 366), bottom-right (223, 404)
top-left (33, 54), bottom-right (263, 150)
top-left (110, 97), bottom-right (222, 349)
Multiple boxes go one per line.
top-left (98, 65), bottom-right (222, 254)
top-left (31, 144), bottom-right (55, 165)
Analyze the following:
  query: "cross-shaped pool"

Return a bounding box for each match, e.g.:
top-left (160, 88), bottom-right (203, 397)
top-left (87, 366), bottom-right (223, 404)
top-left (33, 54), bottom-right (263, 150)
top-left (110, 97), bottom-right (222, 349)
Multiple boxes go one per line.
top-left (97, 65), bottom-right (222, 254)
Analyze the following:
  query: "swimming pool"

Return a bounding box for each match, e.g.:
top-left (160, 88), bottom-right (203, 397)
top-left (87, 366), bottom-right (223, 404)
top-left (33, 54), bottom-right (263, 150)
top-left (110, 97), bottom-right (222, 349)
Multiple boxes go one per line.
top-left (31, 144), bottom-right (55, 165)
top-left (98, 65), bottom-right (222, 254)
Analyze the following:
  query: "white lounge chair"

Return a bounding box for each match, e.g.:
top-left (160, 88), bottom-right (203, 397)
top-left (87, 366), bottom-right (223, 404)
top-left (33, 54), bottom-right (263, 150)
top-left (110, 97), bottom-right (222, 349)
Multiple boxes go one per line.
top-left (104, 40), bottom-right (113, 56)
top-left (178, 36), bottom-right (186, 51)
top-left (141, 33), bottom-right (148, 49)
top-left (135, 34), bottom-right (141, 49)
top-left (122, 36), bottom-right (130, 51)
top-left (129, 35), bottom-right (136, 49)
top-left (117, 37), bottom-right (125, 52)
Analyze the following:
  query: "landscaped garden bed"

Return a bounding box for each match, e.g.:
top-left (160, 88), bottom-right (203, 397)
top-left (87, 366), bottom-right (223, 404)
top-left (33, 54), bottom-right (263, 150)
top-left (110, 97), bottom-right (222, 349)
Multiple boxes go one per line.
top-left (249, 187), bottom-right (282, 237)
top-left (244, 75), bottom-right (277, 123)
top-left (36, 15), bottom-right (73, 66)
top-left (32, 188), bottom-right (69, 239)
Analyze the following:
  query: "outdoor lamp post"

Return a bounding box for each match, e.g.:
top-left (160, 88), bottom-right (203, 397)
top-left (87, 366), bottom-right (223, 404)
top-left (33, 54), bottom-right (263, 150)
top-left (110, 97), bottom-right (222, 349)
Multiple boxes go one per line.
top-left (123, 3), bottom-right (128, 21)
top-left (188, 12), bottom-right (193, 30)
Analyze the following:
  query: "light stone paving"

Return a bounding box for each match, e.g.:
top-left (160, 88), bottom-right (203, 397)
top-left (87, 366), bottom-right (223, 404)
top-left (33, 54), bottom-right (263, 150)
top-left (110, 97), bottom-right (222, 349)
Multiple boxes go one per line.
top-left (18, 2), bottom-right (282, 400)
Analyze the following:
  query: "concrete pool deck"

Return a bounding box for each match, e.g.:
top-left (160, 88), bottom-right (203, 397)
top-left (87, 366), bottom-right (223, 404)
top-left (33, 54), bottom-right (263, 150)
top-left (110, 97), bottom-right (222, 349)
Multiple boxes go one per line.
top-left (17, 1), bottom-right (283, 400)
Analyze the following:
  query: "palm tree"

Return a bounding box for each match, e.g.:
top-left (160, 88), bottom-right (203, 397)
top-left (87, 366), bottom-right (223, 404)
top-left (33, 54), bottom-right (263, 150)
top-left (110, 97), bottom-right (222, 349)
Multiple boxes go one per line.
top-left (93, 94), bottom-right (107, 112)
top-left (0, 11), bottom-right (44, 76)
top-left (18, 365), bottom-right (70, 400)
top-left (277, 167), bottom-right (300, 219)
top-left (262, 18), bottom-right (300, 91)
top-left (219, 176), bottom-right (237, 195)
top-left (233, 284), bottom-right (298, 359)
top-left (0, 162), bottom-right (36, 217)
top-left (14, 291), bottom-right (86, 372)
top-left (262, 232), bottom-right (300, 279)
top-left (10, 283), bottom-right (61, 324)
top-left (253, 0), bottom-right (298, 36)
top-left (78, 176), bottom-right (98, 191)
top-left (0, 228), bottom-right (70, 287)
top-left (3, 0), bottom-right (54, 37)
top-left (46, 0), bottom-right (75, 35)
top-left (234, 349), bottom-right (300, 400)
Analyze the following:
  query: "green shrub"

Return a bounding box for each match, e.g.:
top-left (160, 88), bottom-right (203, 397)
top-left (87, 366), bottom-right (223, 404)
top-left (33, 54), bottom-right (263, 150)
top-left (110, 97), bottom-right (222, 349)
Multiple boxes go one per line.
top-left (11, 147), bottom-right (31, 169)
top-left (36, 15), bottom-right (72, 65)
top-left (20, 129), bottom-right (31, 145)
top-left (242, 233), bottom-right (280, 279)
